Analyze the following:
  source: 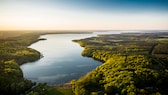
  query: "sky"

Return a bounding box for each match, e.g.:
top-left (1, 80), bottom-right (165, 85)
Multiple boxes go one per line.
top-left (0, 0), bottom-right (168, 31)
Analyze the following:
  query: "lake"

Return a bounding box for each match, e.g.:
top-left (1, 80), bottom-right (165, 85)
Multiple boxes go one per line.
top-left (20, 31), bottom-right (123, 85)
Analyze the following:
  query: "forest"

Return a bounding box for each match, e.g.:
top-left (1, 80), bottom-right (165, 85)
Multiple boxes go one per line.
top-left (0, 31), bottom-right (43, 94)
top-left (72, 32), bottom-right (168, 95)
top-left (0, 31), bottom-right (168, 95)
top-left (0, 31), bottom-right (75, 95)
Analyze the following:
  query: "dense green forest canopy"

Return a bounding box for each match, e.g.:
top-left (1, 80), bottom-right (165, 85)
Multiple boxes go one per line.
top-left (0, 31), bottom-right (168, 95)
top-left (0, 31), bottom-right (42, 94)
top-left (72, 32), bottom-right (168, 95)
top-left (0, 31), bottom-right (76, 95)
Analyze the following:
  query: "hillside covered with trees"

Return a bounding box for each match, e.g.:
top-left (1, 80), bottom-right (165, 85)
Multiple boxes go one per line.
top-left (72, 32), bottom-right (168, 95)
top-left (0, 31), bottom-right (76, 95)
top-left (0, 31), bottom-right (42, 94)
top-left (0, 31), bottom-right (168, 95)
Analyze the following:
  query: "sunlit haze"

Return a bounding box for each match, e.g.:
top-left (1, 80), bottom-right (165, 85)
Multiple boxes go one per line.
top-left (0, 0), bottom-right (168, 31)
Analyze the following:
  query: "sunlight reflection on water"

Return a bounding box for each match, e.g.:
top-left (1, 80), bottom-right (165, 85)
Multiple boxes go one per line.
top-left (21, 31), bottom-right (127, 85)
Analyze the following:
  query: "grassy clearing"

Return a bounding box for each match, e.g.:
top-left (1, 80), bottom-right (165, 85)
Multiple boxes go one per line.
top-left (46, 87), bottom-right (74, 95)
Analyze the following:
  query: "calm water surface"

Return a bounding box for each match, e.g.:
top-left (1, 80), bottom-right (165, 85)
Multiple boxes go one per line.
top-left (20, 31), bottom-right (123, 85)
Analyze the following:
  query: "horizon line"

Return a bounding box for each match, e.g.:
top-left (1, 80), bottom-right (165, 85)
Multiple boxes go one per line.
top-left (0, 29), bottom-right (168, 32)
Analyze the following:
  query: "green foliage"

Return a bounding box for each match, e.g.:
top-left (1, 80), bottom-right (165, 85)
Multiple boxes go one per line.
top-left (0, 60), bottom-right (35, 95)
top-left (1, 31), bottom-right (168, 95)
top-left (0, 32), bottom-right (42, 95)
top-left (0, 31), bottom-right (75, 95)
top-left (72, 55), bottom-right (168, 95)
top-left (0, 32), bottom-right (41, 65)
top-left (26, 83), bottom-right (75, 95)
top-left (26, 83), bottom-right (48, 95)
top-left (72, 32), bottom-right (168, 95)
top-left (153, 43), bottom-right (168, 60)
top-left (48, 87), bottom-right (74, 95)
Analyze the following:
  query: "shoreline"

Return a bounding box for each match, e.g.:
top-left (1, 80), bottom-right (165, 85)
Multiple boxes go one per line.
top-left (1, 31), bottom-right (167, 94)
top-left (22, 32), bottom-right (97, 85)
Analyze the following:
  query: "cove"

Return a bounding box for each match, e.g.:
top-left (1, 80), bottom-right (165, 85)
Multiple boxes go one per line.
top-left (20, 31), bottom-right (123, 85)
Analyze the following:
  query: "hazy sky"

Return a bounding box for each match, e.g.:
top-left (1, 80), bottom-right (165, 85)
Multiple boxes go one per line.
top-left (0, 0), bottom-right (168, 30)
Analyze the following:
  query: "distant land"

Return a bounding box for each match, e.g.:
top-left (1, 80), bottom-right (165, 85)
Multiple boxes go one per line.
top-left (0, 30), bottom-right (168, 95)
